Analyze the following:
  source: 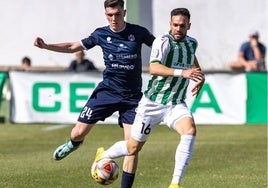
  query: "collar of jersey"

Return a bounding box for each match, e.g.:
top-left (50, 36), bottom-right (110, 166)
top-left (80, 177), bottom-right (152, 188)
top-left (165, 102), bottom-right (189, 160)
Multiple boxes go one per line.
top-left (109, 22), bottom-right (126, 33)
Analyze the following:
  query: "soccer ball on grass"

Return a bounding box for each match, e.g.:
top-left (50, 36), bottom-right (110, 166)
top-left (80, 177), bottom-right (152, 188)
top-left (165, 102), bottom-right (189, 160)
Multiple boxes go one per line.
top-left (91, 158), bottom-right (119, 185)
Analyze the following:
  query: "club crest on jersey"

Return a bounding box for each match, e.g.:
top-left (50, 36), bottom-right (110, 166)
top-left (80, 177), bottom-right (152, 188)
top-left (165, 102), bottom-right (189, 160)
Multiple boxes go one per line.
top-left (128, 34), bottom-right (135, 41)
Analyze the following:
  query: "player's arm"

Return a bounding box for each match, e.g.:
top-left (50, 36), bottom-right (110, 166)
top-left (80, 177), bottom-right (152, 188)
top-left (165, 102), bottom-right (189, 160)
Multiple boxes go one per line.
top-left (191, 56), bottom-right (205, 97)
top-left (150, 60), bottom-right (204, 97)
top-left (150, 60), bottom-right (203, 82)
top-left (34, 37), bottom-right (83, 53)
top-left (149, 61), bottom-right (176, 77)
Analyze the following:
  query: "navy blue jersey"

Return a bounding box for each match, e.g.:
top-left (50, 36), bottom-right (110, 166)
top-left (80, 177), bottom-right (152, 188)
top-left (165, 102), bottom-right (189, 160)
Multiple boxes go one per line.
top-left (81, 22), bottom-right (155, 94)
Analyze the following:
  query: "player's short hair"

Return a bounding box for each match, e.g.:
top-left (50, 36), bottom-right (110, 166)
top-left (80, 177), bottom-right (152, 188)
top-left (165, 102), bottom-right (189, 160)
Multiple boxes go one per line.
top-left (104, 0), bottom-right (124, 9)
top-left (171, 8), bottom-right (191, 20)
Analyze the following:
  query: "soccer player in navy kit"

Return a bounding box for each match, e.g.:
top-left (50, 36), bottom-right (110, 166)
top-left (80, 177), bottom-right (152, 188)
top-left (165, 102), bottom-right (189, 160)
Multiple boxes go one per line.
top-left (34, 0), bottom-right (155, 187)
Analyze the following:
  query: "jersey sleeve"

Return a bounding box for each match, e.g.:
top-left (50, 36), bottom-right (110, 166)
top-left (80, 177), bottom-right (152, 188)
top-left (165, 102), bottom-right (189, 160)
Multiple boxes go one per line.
top-left (142, 28), bottom-right (155, 47)
top-left (80, 29), bottom-right (99, 50)
top-left (149, 34), bottom-right (170, 64)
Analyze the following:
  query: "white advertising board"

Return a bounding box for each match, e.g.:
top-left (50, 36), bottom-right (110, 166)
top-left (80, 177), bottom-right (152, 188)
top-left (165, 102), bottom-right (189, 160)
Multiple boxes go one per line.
top-left (9, 72), bottom-right (246, 124)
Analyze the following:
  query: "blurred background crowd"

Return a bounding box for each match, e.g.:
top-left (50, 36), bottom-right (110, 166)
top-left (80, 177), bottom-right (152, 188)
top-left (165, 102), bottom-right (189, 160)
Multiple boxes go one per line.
top-left (0, 0), bottom-right (267, 72)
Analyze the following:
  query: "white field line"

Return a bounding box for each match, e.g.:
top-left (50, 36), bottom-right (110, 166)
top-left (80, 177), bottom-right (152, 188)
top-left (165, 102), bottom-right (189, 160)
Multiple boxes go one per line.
top-left (42, 124), bottom-right (72, 131)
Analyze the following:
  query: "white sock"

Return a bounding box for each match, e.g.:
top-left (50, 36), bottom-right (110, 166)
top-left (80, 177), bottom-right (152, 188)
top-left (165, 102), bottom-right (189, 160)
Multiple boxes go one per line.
top-left (102, 140), bottom-right (129, 159)
top-left (171, 135), bottom-right (195, 184)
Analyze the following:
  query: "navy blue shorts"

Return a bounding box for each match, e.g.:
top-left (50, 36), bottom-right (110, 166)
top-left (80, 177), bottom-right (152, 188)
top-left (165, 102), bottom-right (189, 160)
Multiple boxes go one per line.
top-left (77, 82), bottom-right (142, 127)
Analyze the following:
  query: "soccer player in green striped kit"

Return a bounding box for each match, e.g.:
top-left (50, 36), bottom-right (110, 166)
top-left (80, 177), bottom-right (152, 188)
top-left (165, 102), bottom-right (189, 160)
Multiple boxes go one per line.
top-left (94, 8), bottom-right (205, 188)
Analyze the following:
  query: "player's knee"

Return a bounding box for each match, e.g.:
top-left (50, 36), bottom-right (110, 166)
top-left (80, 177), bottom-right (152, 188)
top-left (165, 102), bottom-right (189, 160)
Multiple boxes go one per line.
top-left (185, 126), bottom-right (196, 136)
top-left (181, 121), bottom-right (196, 135)
top-left (127, 147), bottom-right (136, 155)
top-left (127, 140), bottom-right (144, 155)
top-left (128, 146), bottom-right (141, 155)
top-left (175, 116), bottom-right (197, 136)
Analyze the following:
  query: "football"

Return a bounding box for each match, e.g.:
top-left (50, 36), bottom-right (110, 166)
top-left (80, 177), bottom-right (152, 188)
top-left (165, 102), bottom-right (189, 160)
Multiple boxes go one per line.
top-left (91, 158), bottom-right (119, 185)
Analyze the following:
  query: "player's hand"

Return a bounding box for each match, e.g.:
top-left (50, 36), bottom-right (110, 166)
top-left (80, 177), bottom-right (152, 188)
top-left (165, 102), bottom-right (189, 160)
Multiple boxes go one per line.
top-left (34, 37), bottom-right (46, 49)
top-left (191, 71), bottom-right (205, 97)
top-left (181, 68), bottom-right (203, 82)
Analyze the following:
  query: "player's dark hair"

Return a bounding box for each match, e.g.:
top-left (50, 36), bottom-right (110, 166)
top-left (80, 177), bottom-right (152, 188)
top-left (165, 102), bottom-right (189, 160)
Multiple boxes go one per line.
top-left (171, 8), bottom-right (190, 20)
top-left (104, 0), bottom-right (124, 9)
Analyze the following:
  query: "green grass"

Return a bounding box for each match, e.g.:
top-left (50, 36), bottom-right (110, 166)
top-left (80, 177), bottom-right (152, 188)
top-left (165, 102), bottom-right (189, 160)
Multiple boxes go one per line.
top-left (0, 124), bottom-right (266, 188)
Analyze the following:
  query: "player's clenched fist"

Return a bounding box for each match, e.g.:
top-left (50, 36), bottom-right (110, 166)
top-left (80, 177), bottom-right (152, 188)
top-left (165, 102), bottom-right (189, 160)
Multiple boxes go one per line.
top-left (34, 37), bottom-right (46, 49)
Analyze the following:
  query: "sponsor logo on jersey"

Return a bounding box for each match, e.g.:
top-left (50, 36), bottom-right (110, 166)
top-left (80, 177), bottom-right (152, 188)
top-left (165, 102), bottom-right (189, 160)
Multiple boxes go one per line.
top-left (108, 54), bottom-right (137, 61)
top-left (111, 63), bottom-right (135, 70)
top-left (172, 63), bottom-right (192, 69)
top-left (107, 37), bottom-right (112, 43)
top-left (119, 44), bottom-right (128, 49)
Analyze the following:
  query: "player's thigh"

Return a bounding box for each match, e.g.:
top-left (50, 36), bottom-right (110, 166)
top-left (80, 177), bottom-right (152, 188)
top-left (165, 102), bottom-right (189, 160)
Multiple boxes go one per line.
top-left (119, 96), bottom-right (141, 127)
top-left (131, 97), bottom-right (165, 142)
top-left (78, 86), bottom-right (120, 124)
top-left (164, 102), bottom-right (195, 135)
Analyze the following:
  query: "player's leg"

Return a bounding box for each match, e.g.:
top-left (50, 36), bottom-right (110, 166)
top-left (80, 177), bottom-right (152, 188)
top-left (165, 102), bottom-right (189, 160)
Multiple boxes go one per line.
top-left (53, 122), bottom-right (95, 160)
top-left (98, 137), bottom-right (145, 159)
top-left (165, 104), bottom-right (196, 188)
top-left (53, 83), bottom-right (118, 161)
top-left (118, 92), bottom-right (143, 188)
top-left (171, 117), bottom-right (196, 185)
top-left (94, 104), bottom-right (154, 164)
top-left (93, 138), bottom-right (144, 164)
top-left (94, 96), bottom-right (162, 186)
top-left (121, 123), bottom-right (138, 188)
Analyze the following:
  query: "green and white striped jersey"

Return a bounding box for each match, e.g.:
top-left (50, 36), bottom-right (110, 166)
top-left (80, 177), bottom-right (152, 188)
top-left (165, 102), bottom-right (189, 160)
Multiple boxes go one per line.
top-left (144, 32), bottom-right (198, 105)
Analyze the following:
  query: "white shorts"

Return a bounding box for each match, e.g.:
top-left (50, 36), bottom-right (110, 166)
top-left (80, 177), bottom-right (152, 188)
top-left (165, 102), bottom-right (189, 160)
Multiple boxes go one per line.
top-left (131, 96), bottom-right (193, 142)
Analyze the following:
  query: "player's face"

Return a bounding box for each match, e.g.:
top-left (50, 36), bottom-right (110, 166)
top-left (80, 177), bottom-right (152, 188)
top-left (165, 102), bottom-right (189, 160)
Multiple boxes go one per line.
top-left (105, 6), bottom-right (126, 32)
top-left (170, 15), bottom-right (191, 41)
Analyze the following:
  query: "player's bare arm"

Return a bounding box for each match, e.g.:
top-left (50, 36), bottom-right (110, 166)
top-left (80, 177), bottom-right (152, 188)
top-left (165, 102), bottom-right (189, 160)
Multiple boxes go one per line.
top-left (150, 61), bottom-right (203, 81)
top-left (191, 56), bottom-right (205, 97)
top-left (34, 37), bottom-right (83, 53)
top-left (149, 61), bottom-right (175, 76)
top-left (150, 61), bottom-right (204, 96)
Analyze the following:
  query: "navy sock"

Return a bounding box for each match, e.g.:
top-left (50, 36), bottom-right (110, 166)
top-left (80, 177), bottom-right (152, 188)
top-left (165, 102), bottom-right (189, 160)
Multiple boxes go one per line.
top-left (121, 171), bottom-right (135, 188)
top-left (70, 139), bottom-right (83, 147)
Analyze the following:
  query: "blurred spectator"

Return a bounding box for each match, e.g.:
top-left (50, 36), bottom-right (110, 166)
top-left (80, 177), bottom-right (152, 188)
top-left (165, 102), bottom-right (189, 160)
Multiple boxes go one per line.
top-left (67, 51), bottom-right (97, 72)
top-left (229, 30), bottom-right (266, 72)
top-left (21, 56), bottom-right (31, 71)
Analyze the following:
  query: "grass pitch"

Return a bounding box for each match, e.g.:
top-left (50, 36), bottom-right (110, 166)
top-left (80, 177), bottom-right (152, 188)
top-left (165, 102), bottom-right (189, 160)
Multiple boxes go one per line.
top-left (0, 124), bottom-right (266, 188)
